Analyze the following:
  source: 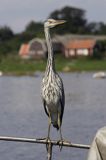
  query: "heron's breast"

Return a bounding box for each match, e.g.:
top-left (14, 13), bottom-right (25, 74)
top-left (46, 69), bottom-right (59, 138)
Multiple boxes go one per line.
top-left (43, 83), bottom-right (60, 104)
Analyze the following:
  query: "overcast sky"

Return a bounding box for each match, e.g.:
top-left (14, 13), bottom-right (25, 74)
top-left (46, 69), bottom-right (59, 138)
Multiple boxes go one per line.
top-left (0, 0), bottom-right (106, 33)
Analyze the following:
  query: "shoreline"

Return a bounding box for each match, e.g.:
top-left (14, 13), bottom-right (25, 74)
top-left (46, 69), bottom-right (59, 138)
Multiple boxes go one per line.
top-left (1, 54), bottom-right (106, 76)
top-left (1, 70), bottom-right (106, 77)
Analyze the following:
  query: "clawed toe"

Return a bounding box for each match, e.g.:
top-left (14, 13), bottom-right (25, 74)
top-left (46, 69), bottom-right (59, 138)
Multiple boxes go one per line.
top-left (57, 139), bottom-right (64, 151)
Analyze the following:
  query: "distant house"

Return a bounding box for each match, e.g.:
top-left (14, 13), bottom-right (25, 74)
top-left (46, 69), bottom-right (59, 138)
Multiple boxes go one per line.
top-left (63, 39), bottom-right (96, 57)
top-left (28, 38), bottom-right (47, 59)
top-left (19, 44), bottom-right (30, 59)
top-left (19, 38), bottom-right (48, 59)
top-left (19, 37), bottom-right (64, 59)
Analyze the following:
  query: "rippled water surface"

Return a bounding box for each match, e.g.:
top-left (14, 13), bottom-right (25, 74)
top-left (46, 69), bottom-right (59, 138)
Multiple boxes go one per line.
top-left (0, 72), bottom-right (106, 160)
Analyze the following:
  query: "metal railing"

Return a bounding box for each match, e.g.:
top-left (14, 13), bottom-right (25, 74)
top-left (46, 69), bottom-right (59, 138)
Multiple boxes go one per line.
top-left (0, 135), bottom-right (90, 160)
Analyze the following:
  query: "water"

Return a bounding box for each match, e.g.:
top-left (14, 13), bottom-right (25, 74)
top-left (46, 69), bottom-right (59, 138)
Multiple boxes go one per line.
top-left (0, 72), bottom-right (106, 160)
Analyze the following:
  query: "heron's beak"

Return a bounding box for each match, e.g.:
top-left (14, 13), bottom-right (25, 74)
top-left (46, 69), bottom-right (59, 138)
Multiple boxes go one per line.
top-left (55, 20), bottom-right (66, 26)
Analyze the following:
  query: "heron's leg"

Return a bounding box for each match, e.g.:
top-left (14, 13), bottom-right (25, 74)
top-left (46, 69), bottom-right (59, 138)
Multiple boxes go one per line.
top-left (57, 113), bottom-right (63, 140)
top-left (46, 116), bottom-right (51, 151)
top-left (47, 116), bottom-right (51, 139)
top-left (59, 124), bottom-right (70, 151)
top-left (58, 113), bottom-right (63, 151)
top-left (58, 127), bottom-right (64, 151)
top-left (59, 127), bottom-right (63, 141)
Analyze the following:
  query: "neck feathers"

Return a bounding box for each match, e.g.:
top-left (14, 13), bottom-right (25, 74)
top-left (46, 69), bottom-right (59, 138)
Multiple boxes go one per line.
top-left (44, 27), bottom-right (55, 73)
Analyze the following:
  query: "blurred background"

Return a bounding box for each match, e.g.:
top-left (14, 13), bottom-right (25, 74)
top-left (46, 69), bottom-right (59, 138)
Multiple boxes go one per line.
top-left (0, 0), bottom-right (106, 75)
top-left (0, 1), bottom-right (106, 160)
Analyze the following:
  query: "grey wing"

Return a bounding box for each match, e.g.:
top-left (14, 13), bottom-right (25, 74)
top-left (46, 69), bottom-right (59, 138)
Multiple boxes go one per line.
top-left (56, 74), bottom-right (65, 122)
top-left (42, 98), bottom-right (49, 117)
top-left (60, 85), bottom-right (65, 124)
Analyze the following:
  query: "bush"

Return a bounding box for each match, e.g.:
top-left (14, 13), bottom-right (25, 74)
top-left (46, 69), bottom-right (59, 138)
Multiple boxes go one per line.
top-left (0, 26), bottom-right (14, 41)
top-left (92, 40), bottom-right (106, 59)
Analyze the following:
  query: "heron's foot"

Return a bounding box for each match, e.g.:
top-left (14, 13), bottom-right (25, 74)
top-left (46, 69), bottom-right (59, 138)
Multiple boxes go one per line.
top-left (57, 139), bottom-right (64, 151)
top-left (45, 137), bottom-right (51, 152)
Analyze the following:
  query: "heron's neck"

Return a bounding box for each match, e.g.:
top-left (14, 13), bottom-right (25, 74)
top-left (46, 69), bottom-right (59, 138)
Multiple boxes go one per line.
top-left (44, 27), bottom-right (55, 73)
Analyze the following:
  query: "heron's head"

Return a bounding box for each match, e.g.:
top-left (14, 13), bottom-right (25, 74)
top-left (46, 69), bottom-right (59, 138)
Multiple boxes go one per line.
top-left (44, 19), bottom-right (66, 28)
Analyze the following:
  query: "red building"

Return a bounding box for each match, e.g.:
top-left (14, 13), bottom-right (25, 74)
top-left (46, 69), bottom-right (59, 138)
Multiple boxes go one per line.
top-left (19, 44), bottom-right (30, 59)
top-left (64, 39), bottom-right (96, 57)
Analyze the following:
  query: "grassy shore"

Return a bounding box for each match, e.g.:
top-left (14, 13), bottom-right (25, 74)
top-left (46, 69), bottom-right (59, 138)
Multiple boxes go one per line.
top-left (0, 54), bottom-right (106, 75)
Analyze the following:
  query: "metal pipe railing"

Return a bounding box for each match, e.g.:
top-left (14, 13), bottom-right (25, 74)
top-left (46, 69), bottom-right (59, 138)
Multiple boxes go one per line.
top-left (0, 135), bottom-right (90, 160)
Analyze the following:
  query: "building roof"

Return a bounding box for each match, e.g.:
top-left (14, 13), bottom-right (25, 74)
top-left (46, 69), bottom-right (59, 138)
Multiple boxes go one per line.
top-left (19, 44), bottom-right (29, 56)
top-left (64, 39), bottom-right (96, 49)
top-left (55, 34), bottom-right (106, 44)
top-left (29, 38), bottom-right (47, 52)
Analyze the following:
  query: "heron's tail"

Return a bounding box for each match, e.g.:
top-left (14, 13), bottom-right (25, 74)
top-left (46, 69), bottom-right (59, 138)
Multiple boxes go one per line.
top-left (53, 123), bottom-right (59, 130)
top-left (51, 114), bottom-right (59, 130)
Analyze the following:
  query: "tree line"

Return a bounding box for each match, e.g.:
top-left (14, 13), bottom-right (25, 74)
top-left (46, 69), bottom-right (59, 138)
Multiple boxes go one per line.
top-left (0, 6), bottom-right (106, 56)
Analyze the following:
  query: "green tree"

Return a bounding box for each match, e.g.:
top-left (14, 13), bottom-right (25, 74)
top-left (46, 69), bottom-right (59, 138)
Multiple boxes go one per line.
top-left (0, 26), bottom-right (14, 41)
top-left (25, 21), bottom-right (44, 37)
top-left (98, 22), bottom-right (106, 34)
top-left (92, 40), bottom-right (106, 59)
top-left (49, 6), bottom-right (87, 34)
top-left (85, 22), bottom-right (98, 34)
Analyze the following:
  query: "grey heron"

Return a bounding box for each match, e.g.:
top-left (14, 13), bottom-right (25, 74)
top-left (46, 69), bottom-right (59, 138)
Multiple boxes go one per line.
top-left (41, 19), bottom-right (66, 148)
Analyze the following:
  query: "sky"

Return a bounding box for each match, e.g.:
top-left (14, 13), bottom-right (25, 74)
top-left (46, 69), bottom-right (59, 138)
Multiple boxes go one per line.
top-left (0, 0), bottom-right (106, 33)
